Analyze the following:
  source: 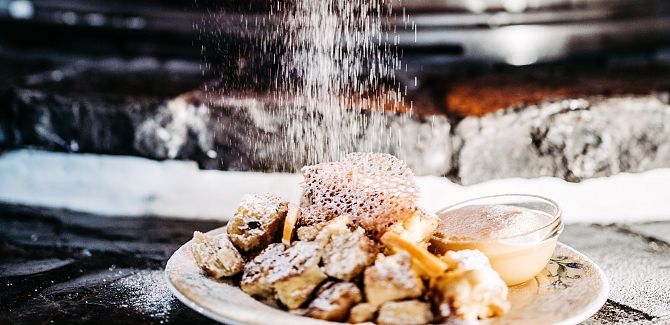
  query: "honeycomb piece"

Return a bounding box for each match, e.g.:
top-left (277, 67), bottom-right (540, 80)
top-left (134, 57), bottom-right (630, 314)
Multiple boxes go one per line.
top-left (429, 250), bottom-right (510, 321)
top-left (363, 252), bottom-right (424, 306)
top-left (240, 243), bottom-right (286, 300)
top-left (296, 281), bottom-right (362, 321)
top-left (191, 231), bottom-right (244, 278)
top-left (301, 153), bottom-right (419, 238)
top-left (348, 303), bottom-right (377, 323)
top-left (316, 216), bottom-right (377, 281)
top-left (270, 241), bottom-right (327, 309)
top-left (227, 194), bottom-right (288, 253)
top-left (377, 300), bottom-right (434, 325)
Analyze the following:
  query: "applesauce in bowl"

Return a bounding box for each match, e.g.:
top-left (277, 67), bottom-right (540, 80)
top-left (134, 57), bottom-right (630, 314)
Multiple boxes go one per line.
top-left (430, 194), bottom-right (563, 286)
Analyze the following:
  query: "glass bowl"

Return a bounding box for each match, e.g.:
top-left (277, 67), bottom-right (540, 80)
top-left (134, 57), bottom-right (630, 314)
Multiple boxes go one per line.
top-left (430, 194), bottom-right (563, 286)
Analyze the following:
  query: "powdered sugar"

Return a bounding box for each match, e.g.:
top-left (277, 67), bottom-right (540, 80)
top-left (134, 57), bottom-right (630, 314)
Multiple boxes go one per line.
top-left (446, 249), bottom-right (491, 271)
top-left (241, 0), bottom-right (414, 168)
top-left (297, 204), bottom-right (337, 227)
top-left (369, 252), bottom-right (420, 290)
top-left (111, 270), bottom-right (175, 322)
top-left (236, 193), bottom-right (285, 219)
top-left (317, 216), bottom-right (377, 280)
top-left (241, 243), bottom-right (286, 287)
top-left (436, 204), bottom-right (553, 241)
top-left (309, 282), bottom-right (361, 312)
top-left (266, 241), bottom-right (322, 283)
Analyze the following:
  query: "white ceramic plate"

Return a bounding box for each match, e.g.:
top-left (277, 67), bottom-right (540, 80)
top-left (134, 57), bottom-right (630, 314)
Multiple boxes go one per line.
top-left (165, 227), bottom-right (609, 325)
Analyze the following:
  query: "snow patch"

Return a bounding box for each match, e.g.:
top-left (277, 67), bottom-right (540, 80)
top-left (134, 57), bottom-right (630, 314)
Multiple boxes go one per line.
top-left (0, 149), bottom-right (668, 224)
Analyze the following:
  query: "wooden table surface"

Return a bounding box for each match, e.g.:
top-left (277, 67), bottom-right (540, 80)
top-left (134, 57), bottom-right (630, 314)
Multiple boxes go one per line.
top-left (1, 203), bottom-right (668, 324)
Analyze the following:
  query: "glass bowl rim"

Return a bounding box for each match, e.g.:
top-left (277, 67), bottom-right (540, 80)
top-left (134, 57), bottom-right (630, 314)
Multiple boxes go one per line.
top-left (433, 193), bottom-right (563, 242)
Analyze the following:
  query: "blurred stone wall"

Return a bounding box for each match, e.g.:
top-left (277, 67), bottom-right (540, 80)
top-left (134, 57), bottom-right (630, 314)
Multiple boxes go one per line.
top-left (2, 56), bottom-right (670, 184)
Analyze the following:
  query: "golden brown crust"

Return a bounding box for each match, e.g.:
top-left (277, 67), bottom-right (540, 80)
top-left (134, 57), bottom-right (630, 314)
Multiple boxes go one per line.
top-left (296, 281), bottom-right (362, 321)
top-left (296, 223), bottom-right (327, 241)
top-left (348, 303), bottom-right (378, 323)
top-left (316, 216), bottom-right (378, 281)
top-left (429, 254), bottom-right (510, 322)
top-left (240, 243), bottom-right (286, 299)
top-left (227, 194), bottom-right (288, 253)
top-left (376, 300), bottom-right (434, 325)
top-left (363, 252), bottom-right (424, 307)
top-left (386, 208), bottom-right (439, 249)
top-left (271, 241), bottom-right (327, 309)
top-left (191, 231), bottom-right (244, 278)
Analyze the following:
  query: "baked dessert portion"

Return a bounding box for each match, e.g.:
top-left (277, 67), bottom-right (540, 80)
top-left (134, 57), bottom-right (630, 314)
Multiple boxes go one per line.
top-left (191, 153), bottom-right (512, 324)
top-left (240, 243), bottom-right (286, 300)
top-left (241, 240), bottom-right (327, 309)
top-left (296, 281), bottom-right (363, 321)
top-left (191, 231), bottom-right (244, 278)
top-left (227, 193), bottom-right (288, 253)
top-left (271, 241), bottom-right (328, 309)
top-left (348, 302), bottom-right (377, 323)
top-left (364, 252), bottom-right (424, 307)
top-left (316, 215), bottom-right (377, 281)
top-left (430, 250), bottom-right (510, 321)
top-left (387, 208), bottom-right (439, 249)
top-left (377, 300), bottom-right (434, 325)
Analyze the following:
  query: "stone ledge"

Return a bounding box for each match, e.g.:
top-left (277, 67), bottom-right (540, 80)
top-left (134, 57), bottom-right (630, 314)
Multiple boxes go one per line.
top-left (454, 95), bottom-right (670, 184)
top-left (2, 84), bottom-right (670, 184)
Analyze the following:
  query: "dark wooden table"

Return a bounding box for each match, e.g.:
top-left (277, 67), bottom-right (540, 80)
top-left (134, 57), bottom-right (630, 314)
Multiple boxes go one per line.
top-left (1, 204), bottom-right (668, 324)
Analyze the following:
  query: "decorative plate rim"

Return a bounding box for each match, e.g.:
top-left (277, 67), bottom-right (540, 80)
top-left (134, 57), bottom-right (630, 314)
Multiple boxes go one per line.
top-left (548, 244), bottom-right (610, 325)
top-left (165, 230), bottom-right (609, 325)
top-left (166, 273), bottom-right (250, 325)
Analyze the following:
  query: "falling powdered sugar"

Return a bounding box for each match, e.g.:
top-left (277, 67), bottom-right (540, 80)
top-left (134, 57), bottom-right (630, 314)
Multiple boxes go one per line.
top-left (200, 0), bottom-right (416, 170)
top-left (274, 0), bottom-right (410, 167)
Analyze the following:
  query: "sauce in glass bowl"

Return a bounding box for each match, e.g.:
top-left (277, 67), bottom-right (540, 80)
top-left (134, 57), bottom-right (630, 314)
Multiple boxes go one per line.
top-left (431, 195), bottom-right (563, 286)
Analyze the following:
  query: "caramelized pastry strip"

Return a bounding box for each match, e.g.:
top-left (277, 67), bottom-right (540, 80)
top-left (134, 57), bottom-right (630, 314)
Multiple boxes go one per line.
top-left (282, 204), bottom-right (300, 246)
top-left (381, 232), bottom-right (448, 277)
